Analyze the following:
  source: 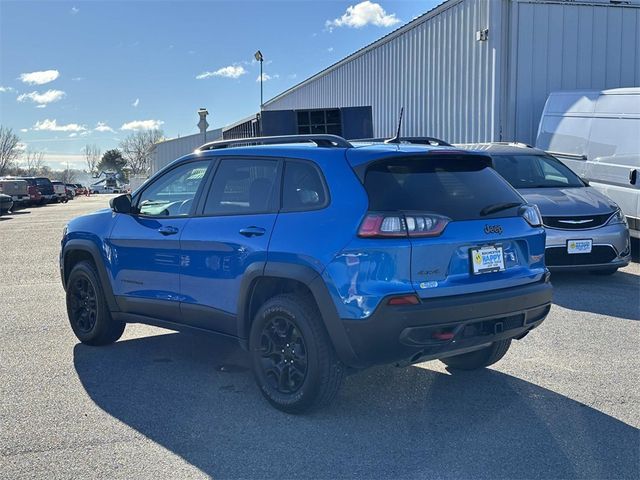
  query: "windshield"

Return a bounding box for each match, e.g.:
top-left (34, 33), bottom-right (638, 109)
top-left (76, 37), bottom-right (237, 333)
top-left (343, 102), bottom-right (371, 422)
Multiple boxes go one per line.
top-left (492, 154), bottom-right (584, 189)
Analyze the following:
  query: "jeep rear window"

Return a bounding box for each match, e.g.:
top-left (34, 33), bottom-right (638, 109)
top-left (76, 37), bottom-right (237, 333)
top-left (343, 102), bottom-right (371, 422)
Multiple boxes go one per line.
top-left (364, 156), bottom-right (523, 220)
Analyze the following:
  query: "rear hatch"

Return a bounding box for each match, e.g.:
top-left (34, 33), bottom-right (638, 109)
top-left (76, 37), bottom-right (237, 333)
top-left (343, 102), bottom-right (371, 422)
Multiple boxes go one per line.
top-left (358, 153), bottom-right (546, 298)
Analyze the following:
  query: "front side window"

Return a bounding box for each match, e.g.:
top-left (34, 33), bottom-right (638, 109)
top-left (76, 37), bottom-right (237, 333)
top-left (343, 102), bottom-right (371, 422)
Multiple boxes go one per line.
top-left (136, 160), bottom-right (210, 216)
top-left (492, 154), bottom-right (584, 189)
top-left (282, 160), bottom-right (327, 211)
top-left (203, 158), bottom-right (278, 215)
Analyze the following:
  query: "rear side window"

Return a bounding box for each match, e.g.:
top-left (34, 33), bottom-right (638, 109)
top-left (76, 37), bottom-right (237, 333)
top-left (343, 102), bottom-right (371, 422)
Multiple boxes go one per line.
top-left (281, 160), bottom-right (327, 211)
top-left (364, 156), bottom-right (523, 220)
top-left (203, 158), bottom-right (278, 215)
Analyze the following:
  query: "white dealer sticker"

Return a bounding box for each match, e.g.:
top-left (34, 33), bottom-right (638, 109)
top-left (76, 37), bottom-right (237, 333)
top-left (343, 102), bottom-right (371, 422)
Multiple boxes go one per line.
top-left (471, 245), bottom-right (505, 275)
top-left (567, 239), bottom-right (592, 254)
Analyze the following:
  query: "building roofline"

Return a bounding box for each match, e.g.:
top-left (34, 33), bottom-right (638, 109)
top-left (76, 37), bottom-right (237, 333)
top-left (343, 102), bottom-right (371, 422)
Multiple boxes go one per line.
top-left (263, 0), bottom-right (459, 107)
top-left (263, 0), bottom-right (640, 108)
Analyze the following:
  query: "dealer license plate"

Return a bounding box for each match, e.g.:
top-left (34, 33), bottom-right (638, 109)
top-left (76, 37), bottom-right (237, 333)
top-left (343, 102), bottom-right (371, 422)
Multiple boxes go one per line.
top-left (471, 245), bottom-right (505, 275)
top-left (567, 239), bottom-right (592, 254)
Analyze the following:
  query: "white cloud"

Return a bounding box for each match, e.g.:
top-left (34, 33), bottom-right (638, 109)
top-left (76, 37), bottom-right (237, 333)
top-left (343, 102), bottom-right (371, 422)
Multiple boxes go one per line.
top-left (132, 98), bottom-right (139, 108)
top-left (256, 73), bottom-right (279, 82)
top-left (70, 6), bottom-right (79, 14)
top-left (328, 47), bottom-right (334, 52)
top-left (33, 119), bottom-right (87, 132)
top-left (19, 70), bottom-right (60, 85)
top-left (20, 128), bottom-right (28, 133)
top-left (71, 77), bottom-right (84, 81)
top-left (95, 122), bottom-right (115, 133)
top-left (16, 142), bottom-right (28, 152)
top-left (326, 1), bottom-right (400, 31)
top-left (17, 89), bottom-right (66, 105)
top-left (288, 73), bottom-right (298, 80)
top-left (0, 86), bottom-right (15, 93)
top-left (36, 104), bottom-right (47, 109)
top-left (69, 133), bottom-right (78, 137)
top-left (120, 119), bottom-right (164, 131)
top-left (196, 65), bottom-right (247, 79)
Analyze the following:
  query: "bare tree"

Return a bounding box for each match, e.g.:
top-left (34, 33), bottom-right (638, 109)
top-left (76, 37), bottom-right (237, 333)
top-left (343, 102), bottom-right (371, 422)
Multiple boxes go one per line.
top-left (120, 129), bottom-right (163, 175)
top-left (60, 162), bottom-right (77, 184)
top-left (23, 150), bottom-right (45, 175)
top-left (0, 126), bottom-right (21, 175)
top-left (82, 144), bottom-right (101, 176)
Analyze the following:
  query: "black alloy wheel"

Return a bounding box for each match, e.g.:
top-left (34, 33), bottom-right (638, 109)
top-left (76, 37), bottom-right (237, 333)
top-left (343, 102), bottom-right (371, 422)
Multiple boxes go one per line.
top-left (68, 276), bottom-right (98, 334)
top-left (259, 316), bottom-right (308, 394)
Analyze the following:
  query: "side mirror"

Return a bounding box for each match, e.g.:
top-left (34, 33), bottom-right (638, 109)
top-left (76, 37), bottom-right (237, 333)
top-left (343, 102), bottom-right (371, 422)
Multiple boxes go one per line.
top-left (110, 194), bottom-right (132, 214)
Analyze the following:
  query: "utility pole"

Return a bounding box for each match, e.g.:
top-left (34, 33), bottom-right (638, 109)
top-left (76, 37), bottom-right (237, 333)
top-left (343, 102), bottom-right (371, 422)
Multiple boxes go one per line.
top-left (255, 50), bottom-right (264, 109)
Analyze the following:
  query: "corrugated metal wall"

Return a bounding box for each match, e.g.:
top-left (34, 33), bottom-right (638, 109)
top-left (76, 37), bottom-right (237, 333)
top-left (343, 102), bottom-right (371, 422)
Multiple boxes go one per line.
top-left (264, 0), bottom-right (500, 142)
top-left (150, 128), bottom-right (222, 174)
top-left (507, 1), bottom-right (640, 144)
top-left (263, 0), bottom-right (639, 145)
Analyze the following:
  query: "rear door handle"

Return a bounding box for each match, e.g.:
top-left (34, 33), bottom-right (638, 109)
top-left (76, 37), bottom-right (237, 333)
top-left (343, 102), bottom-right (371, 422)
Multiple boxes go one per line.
top-left (158, 226), bottom-right (179, 236)
top-left (239, 226), bottom-right (266, 237)
top-left (630, 169), bottom-right (638, 185)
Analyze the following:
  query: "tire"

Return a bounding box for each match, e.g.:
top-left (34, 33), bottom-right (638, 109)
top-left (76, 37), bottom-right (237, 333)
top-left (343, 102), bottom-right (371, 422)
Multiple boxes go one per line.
top-left (249, 294), bottom-right (345, 413)
top-left (66, 260), bottom-right (125, 346)
top-left (590, 268), bottom-right (618, 276)
top-left (441, 339), bottom-right (512, 371)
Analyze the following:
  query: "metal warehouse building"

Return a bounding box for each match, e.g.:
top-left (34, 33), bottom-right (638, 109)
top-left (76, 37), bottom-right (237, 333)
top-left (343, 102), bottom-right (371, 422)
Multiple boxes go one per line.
top-left (254, 0), bottom-right (640, 145)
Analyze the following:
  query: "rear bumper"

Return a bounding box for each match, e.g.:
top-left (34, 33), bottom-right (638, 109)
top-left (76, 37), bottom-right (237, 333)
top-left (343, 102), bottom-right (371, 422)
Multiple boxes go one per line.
top-left (340, 279), bottom-right (552, 368)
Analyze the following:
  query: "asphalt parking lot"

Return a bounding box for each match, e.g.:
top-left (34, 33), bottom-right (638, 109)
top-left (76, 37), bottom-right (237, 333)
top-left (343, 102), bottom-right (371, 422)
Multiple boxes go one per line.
top-left (1, 196), bottom-right (638, 479)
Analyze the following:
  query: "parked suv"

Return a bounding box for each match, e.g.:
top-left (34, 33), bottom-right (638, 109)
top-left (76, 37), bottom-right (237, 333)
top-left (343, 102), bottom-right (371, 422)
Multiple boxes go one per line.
top-left (60, 135), bottom-right (552, 412)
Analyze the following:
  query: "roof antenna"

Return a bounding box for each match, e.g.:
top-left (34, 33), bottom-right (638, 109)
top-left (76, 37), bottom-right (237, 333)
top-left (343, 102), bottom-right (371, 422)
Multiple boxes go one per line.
top-left (385, 107), bottom-right (404, 144)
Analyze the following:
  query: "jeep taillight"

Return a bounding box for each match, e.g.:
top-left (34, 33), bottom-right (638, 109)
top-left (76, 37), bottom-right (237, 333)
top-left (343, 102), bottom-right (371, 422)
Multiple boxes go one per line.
top-left (519, 204), bottom-right (542, 227)
top-left (358, 213), bottom-right (450, 238)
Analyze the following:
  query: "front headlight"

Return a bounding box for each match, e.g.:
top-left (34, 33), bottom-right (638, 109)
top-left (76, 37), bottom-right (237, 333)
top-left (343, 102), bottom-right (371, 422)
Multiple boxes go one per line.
top-left (520, 204), bottom-right (542, 227)
top-left (607, 208), bottom-right (627, 226)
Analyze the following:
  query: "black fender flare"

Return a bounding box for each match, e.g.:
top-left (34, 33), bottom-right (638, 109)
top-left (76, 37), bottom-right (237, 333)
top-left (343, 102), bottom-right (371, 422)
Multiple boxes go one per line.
top-left (62, 239), bottom-right (120, 312)
top-left (237, 261), bottom-right (361, 368)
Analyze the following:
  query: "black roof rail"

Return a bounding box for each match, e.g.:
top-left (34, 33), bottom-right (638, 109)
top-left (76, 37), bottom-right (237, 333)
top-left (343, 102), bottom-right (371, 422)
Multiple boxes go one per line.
top-left (196, 134), bottom-right (353, 152)
top-left (349, 136), bottom-right (452, 147)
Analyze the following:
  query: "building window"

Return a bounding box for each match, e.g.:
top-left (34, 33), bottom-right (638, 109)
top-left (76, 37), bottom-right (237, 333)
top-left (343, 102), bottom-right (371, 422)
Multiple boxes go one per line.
top-left (296, 109), bottom-right (342, 136)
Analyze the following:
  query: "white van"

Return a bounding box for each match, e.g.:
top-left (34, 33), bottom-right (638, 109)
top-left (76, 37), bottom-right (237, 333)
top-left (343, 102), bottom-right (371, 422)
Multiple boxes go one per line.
top-left (536, 88), bottom-right (640, 238)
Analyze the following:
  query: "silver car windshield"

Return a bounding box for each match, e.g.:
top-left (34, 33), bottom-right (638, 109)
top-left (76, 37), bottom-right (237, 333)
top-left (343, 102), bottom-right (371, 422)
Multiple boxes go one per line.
top-left (492, 154), bottom-right (584, 189)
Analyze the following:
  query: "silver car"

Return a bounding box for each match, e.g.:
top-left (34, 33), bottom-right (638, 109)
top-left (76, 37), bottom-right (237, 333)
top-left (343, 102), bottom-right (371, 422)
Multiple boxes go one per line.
top-left (456, 143), bottom-right (631, 275)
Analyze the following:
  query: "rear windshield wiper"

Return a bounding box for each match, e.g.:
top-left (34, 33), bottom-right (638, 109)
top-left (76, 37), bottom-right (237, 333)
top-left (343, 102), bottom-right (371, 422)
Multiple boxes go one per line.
top-left (479, 202), bottom-right (522, 216)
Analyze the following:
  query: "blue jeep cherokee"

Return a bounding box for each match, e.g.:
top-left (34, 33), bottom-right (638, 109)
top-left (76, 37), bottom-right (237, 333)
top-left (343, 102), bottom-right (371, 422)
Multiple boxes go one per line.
top-left (60, 134), bottom-right (552, 413)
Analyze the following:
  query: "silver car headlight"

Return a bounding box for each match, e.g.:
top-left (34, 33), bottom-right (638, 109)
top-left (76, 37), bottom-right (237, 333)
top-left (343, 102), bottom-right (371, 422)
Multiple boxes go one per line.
top-left (607, 208), bottom-right (627, 226)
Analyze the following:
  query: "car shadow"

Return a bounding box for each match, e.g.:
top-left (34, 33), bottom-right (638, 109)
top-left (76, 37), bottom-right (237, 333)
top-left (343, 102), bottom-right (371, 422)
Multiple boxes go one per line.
top-left (551, 270), bottom-right (639, 320)
top-left (74, 333), bottom-right (638, 479)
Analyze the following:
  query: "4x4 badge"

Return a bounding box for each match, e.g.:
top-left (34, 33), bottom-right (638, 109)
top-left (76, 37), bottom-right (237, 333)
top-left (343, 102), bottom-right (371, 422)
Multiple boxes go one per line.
top-left (484, 224), bottom-right (503, 234)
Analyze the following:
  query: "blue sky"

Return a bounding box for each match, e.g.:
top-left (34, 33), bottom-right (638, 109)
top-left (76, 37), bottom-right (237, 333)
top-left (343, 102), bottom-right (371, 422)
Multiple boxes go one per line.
top-left (0, 0), bottom-right (437, 169)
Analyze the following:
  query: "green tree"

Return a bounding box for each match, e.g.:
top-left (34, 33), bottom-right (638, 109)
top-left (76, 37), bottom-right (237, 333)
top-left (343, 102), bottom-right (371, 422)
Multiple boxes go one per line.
top-left (96, 149), bottom-right (126, 175)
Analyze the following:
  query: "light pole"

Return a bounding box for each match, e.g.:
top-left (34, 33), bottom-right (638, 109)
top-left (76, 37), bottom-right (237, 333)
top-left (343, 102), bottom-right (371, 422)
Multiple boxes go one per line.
top-left (254, 50), bottom-right (264, 109)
